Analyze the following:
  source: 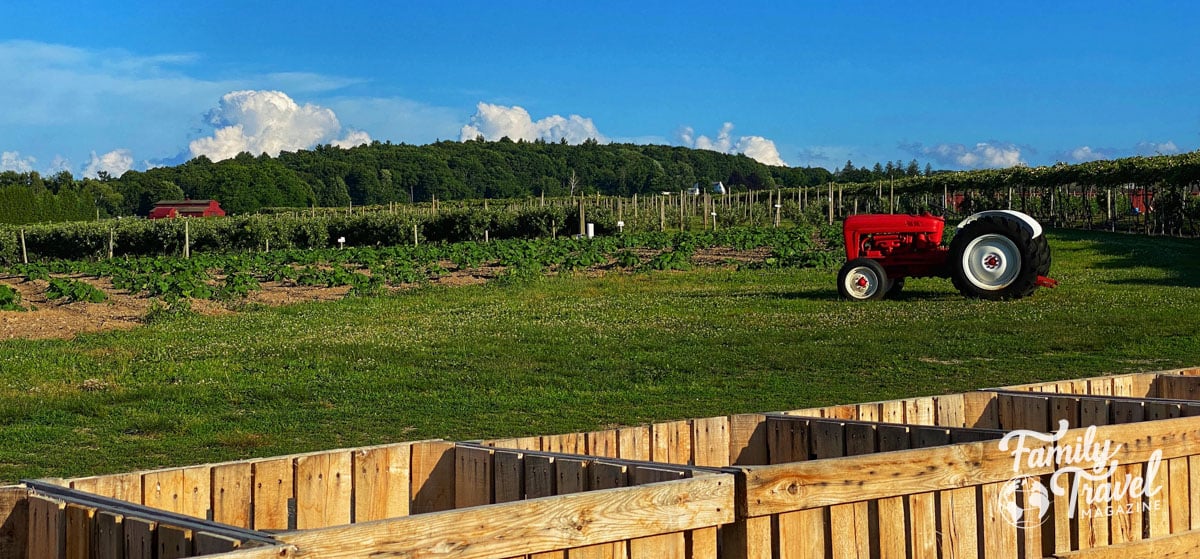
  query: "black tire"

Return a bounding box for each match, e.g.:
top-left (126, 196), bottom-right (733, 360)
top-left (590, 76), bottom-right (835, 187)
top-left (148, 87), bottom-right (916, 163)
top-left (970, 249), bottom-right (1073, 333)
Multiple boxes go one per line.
top-left (837, 258), bottom-right (888, 301)
top-left (949, 216), bottom-right (1050, 300)
top-left (885, 278), bottom-right (905, 299)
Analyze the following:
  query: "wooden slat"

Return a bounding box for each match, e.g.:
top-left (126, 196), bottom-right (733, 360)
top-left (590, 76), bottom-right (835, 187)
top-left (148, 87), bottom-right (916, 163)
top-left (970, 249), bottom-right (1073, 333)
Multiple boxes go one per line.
top-left (252, 458), bottom-right (294, 531)
top-left (906, 398), bottom-right (936, 426)
top-left (122, 517), bottom-right (155, 559)
top-left (95, 511), bottom-right (123, 559)
top-left (589, 462), bottom-right (629, 559)
top-left (213, 462), bottom-right (253, 528)
top-left (193, 532), bottom-right (241, 555)
top-left (628, 468), bottom-right (686, 559)
top-left (981, 482), bottom-right (1017, 559)
top-left (939, 486), bottom-right (979, 559)
top-left (720, 516), bottom-right (772, 559)
top-left (1168, 456), bottom-right (1190, 534)
top-left (411, 441), bottom-right (457, 514)
top-left (729, 414), bottom-right (767, 466)
top-left (69, 474), bottom-right (141, 503)
top-left (617, 426), bottom-right (651, 461)
top-left (692, 417), bottom-right (730, 467)
top-left (141, 470), bottom-right (182, 514)
top-left (1156, 376), bottom-right (1200, 401)
top-left (455, 446), bottom-right (495, 509)
top-left (651, 420), bottom-right (692, 465)
top-left (909, 492), bottom-right (939, 559)
top-left (64, 504), bottom-right (95, 559)
top-left (294, 452), bottom-right (353, 529)
top-left (964, 392), bottom-right (999, 429)
top-left (156, 525), bottom-right (192, 559)
top-left (353, 444), bottom-right (411, 523)
top-left (878, 429), bottom-right (912, 559)
top-left (882, 400), bottom-right (906, 424)
top-left (525, 455), bottom-right (556, 498)
top-left (587, 431), bottom-right (618, 458)
top-left (1, 488), bottom-right (30, 559)
top-left (26, 495), bottom-right (65, 559)
top-left (493, 450), bottom-right (525, 505)
top-left (545, 433), bottom-right (586, 455)
top-left (937, 394), bottom-right (966, 427)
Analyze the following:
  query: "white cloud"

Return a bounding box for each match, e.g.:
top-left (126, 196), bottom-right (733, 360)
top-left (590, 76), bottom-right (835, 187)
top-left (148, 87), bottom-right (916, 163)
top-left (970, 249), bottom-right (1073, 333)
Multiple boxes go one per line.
top-left (1135, 141), bottom-right (1179, 156)
top-left (1069, 146), bottom-right (1110, 162)
top-left (83, 149), bottom-right (134, 178)
top-left (333, 130), bottom-right (371, 149)
top-left (905, 141), bottom-right (1024, 169)
top-left (459, 103), bottom-right (605, 144)
top-left (188, 90), bottom-right (371, 161)
top-left (735, 136), bottom-right (786, 167)
top-left (678, 122), bottom-right (787, 166)
top-left (1, 151), bottom-right (36, 172)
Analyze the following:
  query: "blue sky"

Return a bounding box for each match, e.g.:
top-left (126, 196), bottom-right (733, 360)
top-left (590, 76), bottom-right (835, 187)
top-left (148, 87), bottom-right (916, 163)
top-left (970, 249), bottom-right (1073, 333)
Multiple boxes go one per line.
top-left (2, 1), bottom-right (1196, 177)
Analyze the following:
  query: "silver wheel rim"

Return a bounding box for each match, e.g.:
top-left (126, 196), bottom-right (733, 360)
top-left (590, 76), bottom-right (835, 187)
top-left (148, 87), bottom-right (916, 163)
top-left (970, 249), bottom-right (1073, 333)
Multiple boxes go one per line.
top-left (843, 266), bottom-right (881, 299)
top-left (962, 234), bottom-right (1020, 290)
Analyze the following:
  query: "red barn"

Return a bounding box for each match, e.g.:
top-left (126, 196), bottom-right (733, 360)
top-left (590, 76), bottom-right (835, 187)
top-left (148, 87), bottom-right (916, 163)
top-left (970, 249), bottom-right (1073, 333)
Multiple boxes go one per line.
top-left (149, 200), bottom-right (226, 219)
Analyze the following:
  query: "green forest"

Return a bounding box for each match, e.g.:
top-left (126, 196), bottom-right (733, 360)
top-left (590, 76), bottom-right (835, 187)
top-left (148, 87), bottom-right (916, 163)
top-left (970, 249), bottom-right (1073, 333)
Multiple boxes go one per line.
top-left (3, 138), bottom-right (1199, 226)
top-left (0, 140), bottom-right (833, 224)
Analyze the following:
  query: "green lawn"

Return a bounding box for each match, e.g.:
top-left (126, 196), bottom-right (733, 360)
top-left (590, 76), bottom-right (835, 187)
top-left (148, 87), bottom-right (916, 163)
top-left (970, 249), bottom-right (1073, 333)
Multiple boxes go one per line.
top-left (1, 228), bottom-right (1198, 482)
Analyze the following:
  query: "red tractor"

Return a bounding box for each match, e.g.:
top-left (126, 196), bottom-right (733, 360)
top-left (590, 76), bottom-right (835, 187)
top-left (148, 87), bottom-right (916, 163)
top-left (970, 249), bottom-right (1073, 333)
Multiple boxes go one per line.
top-left (837, 210), bottom-right (1055, 301)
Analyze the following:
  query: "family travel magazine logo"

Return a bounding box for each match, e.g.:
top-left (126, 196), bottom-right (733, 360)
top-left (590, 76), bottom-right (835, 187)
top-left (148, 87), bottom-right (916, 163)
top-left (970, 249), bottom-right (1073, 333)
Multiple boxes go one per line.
top-left (995, 419), bottom-right (1162, 528)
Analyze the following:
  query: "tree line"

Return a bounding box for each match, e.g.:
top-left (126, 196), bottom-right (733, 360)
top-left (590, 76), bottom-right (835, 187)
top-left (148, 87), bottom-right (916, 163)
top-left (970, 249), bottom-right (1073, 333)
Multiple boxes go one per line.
top-left (0, 140), bottom-right (836, 223)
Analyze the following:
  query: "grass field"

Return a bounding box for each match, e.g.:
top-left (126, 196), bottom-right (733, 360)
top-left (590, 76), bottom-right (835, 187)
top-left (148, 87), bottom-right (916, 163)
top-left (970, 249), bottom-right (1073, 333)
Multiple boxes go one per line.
top-left (1, 228), bottom-right (1198, 482)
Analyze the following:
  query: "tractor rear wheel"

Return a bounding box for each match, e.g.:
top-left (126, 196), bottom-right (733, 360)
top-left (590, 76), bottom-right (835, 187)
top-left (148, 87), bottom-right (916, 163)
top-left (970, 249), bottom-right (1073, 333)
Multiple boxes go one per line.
top-left (949, 216), bottom-right (1049, 300)
top-left (837, 258), bottom-right (888, 301)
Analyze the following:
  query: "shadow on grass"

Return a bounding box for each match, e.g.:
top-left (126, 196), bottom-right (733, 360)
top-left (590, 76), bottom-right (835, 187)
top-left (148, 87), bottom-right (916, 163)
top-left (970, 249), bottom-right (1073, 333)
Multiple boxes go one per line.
top-left (1051, 228), bottom-right (1200, 288)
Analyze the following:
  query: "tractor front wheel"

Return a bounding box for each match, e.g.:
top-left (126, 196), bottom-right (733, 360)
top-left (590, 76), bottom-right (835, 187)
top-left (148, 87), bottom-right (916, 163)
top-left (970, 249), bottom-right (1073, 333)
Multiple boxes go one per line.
top-left (948, 216), bottom-right (1049, 300)
top-left (837, 258), bottom-right (888, 301)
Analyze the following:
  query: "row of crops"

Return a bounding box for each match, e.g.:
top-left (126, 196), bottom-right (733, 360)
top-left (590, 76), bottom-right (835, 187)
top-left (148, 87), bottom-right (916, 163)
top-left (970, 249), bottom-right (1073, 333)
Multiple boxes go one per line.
top-left (0, 226), bottom-right (843, 313)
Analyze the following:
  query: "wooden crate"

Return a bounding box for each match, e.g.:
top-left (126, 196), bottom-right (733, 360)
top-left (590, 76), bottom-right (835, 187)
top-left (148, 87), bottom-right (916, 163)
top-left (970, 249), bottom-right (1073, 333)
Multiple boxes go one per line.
top-left (9, 367), bottom-right (1200, 559)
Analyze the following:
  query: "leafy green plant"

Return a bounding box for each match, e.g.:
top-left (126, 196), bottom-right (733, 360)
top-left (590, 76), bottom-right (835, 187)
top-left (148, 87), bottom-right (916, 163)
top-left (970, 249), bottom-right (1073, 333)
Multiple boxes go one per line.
top-left (217, 272), bottom-right (262, 300)
top-left (44, 278), bottom-right (107, 303)
top-left (0, 284), bottom-right (23, 311)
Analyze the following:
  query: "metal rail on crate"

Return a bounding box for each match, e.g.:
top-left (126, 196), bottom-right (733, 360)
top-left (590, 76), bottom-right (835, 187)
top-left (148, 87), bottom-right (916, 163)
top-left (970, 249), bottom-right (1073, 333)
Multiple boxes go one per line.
top-left (21, 478), bottom-right (280, 546)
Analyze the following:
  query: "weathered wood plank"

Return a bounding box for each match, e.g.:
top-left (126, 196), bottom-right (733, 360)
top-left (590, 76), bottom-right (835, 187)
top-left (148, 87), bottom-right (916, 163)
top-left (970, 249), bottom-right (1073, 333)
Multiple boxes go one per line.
top-left (122, 517), bottom-right (155, 559)
top-left (64, 503), bottom-right (94, 559)
top-left (651, 420), bottom-right (693, 465)
top-left (353, 444), bottom-right (411, 523)
top-left (937, 394), bottom-right (966, 428)
top-left (493, 450), bottom-right (525, 505)
top-left (411, 441), bottom-right (457, 514)
top-left (294, 452), bottom-right (352, 529)
top-left (692, 417), bottom-right (730, 467)
top-left (279, 475), bottom-right (735, 559)
top-left (193, 532), bottom-right (240, 555)
top-left (156, 525), bottom-right (192, 559)
top-left (252, 458), bottom-right (294, 531)
top-left (981, 482), bottom-right (1017, 559)
top-left (964, 392), bottom-right (999, 429)
top-left (617, 426), bottom-right (651, 462)
top-left (1168, 456), bottom-right (1190, 534)
top-left (729, 414), bottom-right (767, 466)
top-left (95, 511), bottom-right (123, 559)
top-left (909, 492), bottom-right (938, 559)
top-left (69, 473), bottom-right (141, 503)
top-left (26, 495), bottom-right (65, 559)
top-left (587, 431), bottom-right (618, 458)
top-left (939, 486), bottom-right (979, 559)
top-left (455, 446), bottom-right (494, 509)
top-left (1, 488), bottom-right (30, 559)
top-left (212, 462), bottom-right (253, 528)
